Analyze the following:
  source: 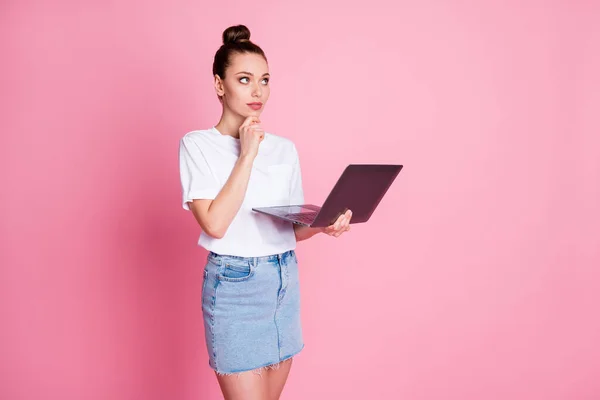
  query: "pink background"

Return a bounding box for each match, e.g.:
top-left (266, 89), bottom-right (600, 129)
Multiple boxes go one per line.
top-left (1, 1), bottom-right (599, 399)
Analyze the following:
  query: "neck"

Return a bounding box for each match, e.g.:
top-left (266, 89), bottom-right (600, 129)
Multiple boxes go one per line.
top-left (214, 107), bottom-right (246, 139)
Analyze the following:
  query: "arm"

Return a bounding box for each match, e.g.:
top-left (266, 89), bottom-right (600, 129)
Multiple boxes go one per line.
top-left (188, 155), bottom-right (254, 239)
top-left (293, 225), bottom-right (324, 242)
top-left (182, 116), bottom-right (264, 239)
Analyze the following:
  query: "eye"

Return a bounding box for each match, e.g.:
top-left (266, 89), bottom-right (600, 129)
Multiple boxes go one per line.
top-left (239, 77), bottom-right (269, 84)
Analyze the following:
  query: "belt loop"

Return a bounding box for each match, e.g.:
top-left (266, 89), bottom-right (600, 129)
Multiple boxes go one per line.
top-left (277, 253), bottom-right (282, 264)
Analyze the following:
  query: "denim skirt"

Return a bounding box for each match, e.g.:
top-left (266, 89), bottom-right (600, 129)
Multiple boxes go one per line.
top-left (201, 249), bottom-right (304, 375)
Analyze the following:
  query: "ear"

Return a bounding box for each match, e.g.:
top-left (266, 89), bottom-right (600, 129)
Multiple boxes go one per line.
top-left (214, 74), bottom-right (225, 97)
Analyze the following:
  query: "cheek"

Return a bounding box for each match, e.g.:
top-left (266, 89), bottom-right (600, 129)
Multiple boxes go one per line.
top-left (224, 85), bottom-right (245, 105)
top-left (225, 83), bottom-right (239, 97)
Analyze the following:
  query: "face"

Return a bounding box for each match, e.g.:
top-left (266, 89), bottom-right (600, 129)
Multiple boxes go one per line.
top-left (215, 52), bottom-right (270, 117)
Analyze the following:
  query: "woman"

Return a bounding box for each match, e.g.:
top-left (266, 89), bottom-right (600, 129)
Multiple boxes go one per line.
top-left (179, 25), bottom-right (352, 400)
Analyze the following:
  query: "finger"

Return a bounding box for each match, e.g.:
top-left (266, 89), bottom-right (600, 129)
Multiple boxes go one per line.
top-left (241, 117), bottom-right (253, 128)
top-left (344, 211), bottom-right (352, 226)
top-left (250, 130), bottom-right (264, 139)
top-left (341, 219), bottom-right (348, 230)
top-left (242, 116), bottom-right (260, 128)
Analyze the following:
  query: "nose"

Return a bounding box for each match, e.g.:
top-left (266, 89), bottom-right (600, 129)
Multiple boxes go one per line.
top-left (251, 82), bottom-right (262, 98)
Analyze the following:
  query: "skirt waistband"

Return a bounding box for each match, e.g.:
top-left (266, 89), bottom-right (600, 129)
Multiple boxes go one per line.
top-left (208, 249), bottom-right (295, 264)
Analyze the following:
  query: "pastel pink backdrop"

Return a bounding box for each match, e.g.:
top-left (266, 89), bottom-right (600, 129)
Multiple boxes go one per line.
top-left (1, 1), bottom-right (598, 399)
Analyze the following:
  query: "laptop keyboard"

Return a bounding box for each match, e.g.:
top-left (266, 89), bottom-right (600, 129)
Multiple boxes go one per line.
top-left (286, 212), bottom-right (317, 224)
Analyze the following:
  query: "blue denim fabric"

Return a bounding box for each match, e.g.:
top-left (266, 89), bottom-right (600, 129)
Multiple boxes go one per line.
top-left (202, 250), bottom-right (304, 374)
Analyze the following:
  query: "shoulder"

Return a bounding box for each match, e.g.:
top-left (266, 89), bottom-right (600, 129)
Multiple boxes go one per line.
top-left (179, 129), bottom-right (219, 155)
top-left (180, 129), bottom-right (213, 145)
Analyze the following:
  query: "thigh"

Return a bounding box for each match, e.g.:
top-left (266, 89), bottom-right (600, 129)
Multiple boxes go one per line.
top-left (266, 358), bottom-right (293, 400)
top-left (216, 369), bottom-right (268, 400)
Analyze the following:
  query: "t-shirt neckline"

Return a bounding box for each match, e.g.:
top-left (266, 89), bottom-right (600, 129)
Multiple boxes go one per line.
top-left (211, 126), bottom-right (240, 141)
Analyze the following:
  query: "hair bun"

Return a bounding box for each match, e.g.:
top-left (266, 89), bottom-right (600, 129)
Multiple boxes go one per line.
top-left (222, 25), bottom-right (251, 45)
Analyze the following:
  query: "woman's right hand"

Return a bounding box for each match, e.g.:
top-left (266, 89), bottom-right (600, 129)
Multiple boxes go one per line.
top-left (239, 116), bottom-right (264, 160)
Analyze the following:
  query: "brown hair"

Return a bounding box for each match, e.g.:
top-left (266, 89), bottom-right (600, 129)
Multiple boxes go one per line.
top-left (212, 25), bottom-right (268, 81)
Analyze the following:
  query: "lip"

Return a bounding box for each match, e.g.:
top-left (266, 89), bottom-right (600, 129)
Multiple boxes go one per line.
top-left (247, 102), bottom-right (263, 110)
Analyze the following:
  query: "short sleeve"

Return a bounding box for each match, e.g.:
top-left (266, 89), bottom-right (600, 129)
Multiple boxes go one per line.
top-left (179, 136), bottom-right (220, 210)
top-left (289, 144), bottom-right (305, 205)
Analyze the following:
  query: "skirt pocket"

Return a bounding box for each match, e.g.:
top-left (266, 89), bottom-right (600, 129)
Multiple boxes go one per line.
top-left (217, 259), bottom-right (255, 282)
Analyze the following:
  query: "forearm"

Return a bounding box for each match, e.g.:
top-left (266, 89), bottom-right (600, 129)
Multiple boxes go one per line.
top-left (294, 224), bottom-right (324, 242)
top-left (206, 156), bottom-right (254, 236)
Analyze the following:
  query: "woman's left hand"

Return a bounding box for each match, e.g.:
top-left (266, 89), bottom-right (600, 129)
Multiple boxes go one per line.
top-left (321, 210), bottom-right (352, 238)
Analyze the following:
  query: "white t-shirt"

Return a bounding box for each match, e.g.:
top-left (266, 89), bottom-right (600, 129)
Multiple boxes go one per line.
top-left (179, 126), bottom-right (305, 257)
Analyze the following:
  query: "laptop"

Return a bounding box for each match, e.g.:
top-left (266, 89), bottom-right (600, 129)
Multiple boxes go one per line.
top-left (252, 164), bottom-right (403, 228)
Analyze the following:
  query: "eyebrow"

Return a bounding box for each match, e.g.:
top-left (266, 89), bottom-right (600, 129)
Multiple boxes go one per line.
top-left (235, 71), bottom-right (270, 77)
